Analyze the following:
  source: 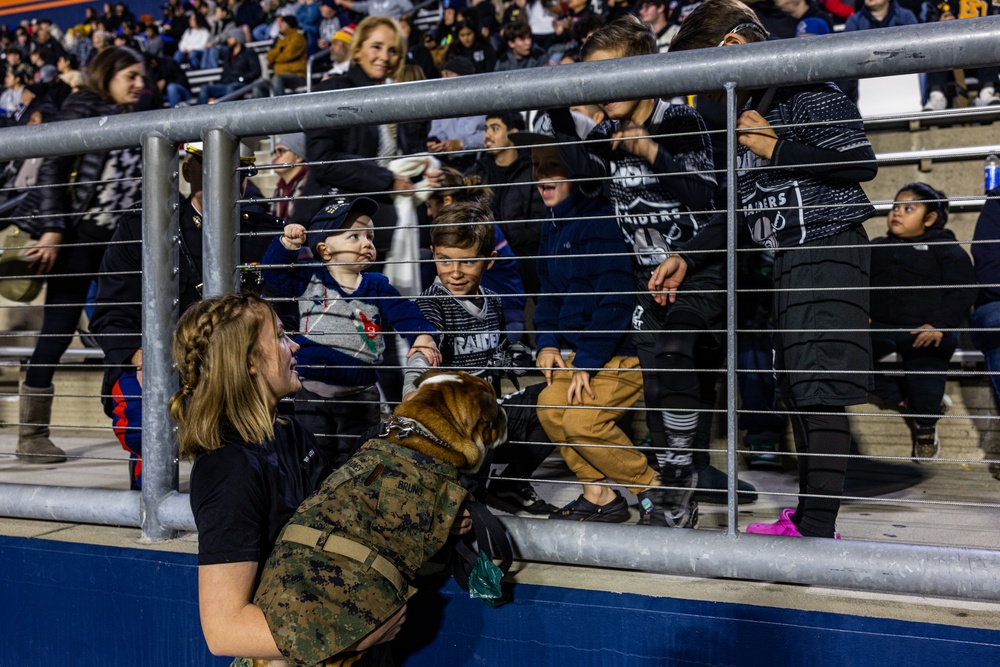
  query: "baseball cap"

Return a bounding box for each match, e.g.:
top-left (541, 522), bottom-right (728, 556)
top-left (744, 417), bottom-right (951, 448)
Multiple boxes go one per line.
top-left (307, 198), bottom-right (379, 255)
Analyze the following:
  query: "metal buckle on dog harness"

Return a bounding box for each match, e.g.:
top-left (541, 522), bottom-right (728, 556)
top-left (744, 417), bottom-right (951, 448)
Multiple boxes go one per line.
top-left (379, 416), bottom-right (452, 451)
top-left (281, 524), bottom-right (410, 596)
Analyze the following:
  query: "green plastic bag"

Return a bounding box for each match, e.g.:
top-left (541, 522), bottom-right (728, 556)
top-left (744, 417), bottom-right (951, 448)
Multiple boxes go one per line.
top-left (468, 550), bottom-right (509, 608)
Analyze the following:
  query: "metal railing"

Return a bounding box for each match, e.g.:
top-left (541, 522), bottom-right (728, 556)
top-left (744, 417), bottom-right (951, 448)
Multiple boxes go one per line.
top-left (1, 18), bottom-right (999, 601)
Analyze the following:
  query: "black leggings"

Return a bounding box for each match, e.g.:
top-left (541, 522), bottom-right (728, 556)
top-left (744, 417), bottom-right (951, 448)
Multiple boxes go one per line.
top-left (635, 311), bottom-right (721, 470)
top-left (25, 238), bottom-right (107, 389)
top-left (788, 401), bottom-right (852, 539)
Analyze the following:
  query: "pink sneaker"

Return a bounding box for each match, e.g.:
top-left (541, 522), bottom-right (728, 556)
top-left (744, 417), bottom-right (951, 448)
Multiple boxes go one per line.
top-left (745, 508), bottom-right (842, 538)
top-left (745, 508), bottom-right (801, 535)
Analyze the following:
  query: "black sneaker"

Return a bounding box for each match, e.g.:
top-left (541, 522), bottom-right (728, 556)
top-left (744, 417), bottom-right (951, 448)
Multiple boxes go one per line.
top-left (486, 481), bottom-right (557, 515)
top-left (637, 469), bottom-right (699, 528)
top-left (692, 464), bottom-right (758, 505)
top-left (549, 490), bottom-right (630, 523)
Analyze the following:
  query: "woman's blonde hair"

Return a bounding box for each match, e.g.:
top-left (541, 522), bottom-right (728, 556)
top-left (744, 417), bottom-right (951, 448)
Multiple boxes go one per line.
top-left (349, 16), bottom-right (407, 82)
top-left (170, 292), bottom-right (280, 459)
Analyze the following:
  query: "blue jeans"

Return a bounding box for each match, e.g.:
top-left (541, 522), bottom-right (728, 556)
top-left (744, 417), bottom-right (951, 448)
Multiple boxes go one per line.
top-left (197, 81), bottom-right (243, 104)
top-left (737, 329), bottom-right (787, 441)
top-left (166, 82), bottom-right (191, 107)
top-left (972, 301), bottom-right (1000, 401)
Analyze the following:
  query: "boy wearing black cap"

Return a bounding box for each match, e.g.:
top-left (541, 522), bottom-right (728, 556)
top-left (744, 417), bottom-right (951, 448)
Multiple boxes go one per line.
top-left (262, 198), bottom-right (441, 465)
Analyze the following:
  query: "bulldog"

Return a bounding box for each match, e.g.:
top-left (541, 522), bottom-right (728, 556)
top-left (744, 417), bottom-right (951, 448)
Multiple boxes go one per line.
top-left (254, 370), bottom-right (507, 667)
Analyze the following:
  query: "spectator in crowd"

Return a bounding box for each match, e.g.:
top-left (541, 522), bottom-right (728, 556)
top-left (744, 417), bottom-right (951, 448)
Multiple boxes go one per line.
top-left (842, 0), bottom-right (917, 102)
top-left (203, 5), bottom-right (236, 69)
top-left (1, 64), bottom-right (32, 118)
top-left (174, 11), bottom-right (212, 69)
top-left (334, 0), bottom-right (414, 22)
top-left (638, 0), bottom-right (678, 52)
top-left (33, 18), bottom-right (68, 62)
top-left (426, 56), bottom-right (486, 171)
top-left (322, 23), bottom-right (355, 76)
top-left (147, 52), bottom-right (192, 107)
top-left (668, 0), bottom-right (878, 539)
top-left (91, 142), bottom-right (281, 488)
top-left (465, 110), bottom-right (547, 298)
top-left (494, 21), bottom-right (547, 71)
top-left (263, 15), bottom-right (308, 96)
top-left (869, 183), bottom-right (976, 460)
top-left (140, 22), bottom-right (164, 56)
top-left (35, 64), bottom-right (72, 109)
top-left (444, 21), bottom-right (496, 73)
top-left (12, 47), bottom-right (146, 465)
top-left (69, 27), bottom-right (96, 65)
top-left (14, 83), bottom-right (59, 126)
top-left (296, 0), bottom-right (323, 53)
top-left (573, 15), bottom-right (755, 523)
top-left (774, 0), bottom-right (835, 32)
top-left (270, 132), bottom-right (309, 221)
top-left (56, 53), bottom-right (83, 90)
top-left (316, 0), bottom-right (344, 51)
top-left (520, 113), bottom-right (657, 524)
top-left (261, 199), bottom-right (442, 465)
top-left (197, 27), bottom-right (261, 104)
top-left (174, 292), bottom-right (405, 663)
top-left (971, 184), bottom-right (1000, 480)
top-left (921, 3), bottom-right (1000, 110)
top-left (293, 16), bottom-right (412, 262)
top-left (232, 0), bottom-right (265, 37)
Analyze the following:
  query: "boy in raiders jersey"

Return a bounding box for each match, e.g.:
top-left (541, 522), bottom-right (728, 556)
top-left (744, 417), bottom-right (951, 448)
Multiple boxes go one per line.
top-left (662, 0), bottom-right (878, 539)
top-left (404, 200), bottom-right (557, 515)
top-left (548, 14), bottom-right (752, 528)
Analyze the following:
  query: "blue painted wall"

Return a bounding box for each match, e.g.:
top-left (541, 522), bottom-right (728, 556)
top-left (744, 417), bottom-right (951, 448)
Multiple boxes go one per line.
top-left (3, 535), bottom-right (999, 666)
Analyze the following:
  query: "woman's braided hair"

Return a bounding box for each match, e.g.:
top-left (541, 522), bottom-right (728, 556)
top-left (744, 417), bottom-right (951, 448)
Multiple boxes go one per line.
top-left (170, 292), bottom-right (278, 459)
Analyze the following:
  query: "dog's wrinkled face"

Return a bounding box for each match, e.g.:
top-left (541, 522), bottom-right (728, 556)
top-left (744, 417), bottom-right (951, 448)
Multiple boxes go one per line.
top-left (395, 370), bottom-right (507, 472)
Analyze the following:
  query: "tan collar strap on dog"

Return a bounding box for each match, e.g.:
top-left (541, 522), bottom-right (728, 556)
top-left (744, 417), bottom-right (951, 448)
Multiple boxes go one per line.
top-left (379, 416), bottom-right (452, 452)
top-left (280, 524), bottom-right (409, 596)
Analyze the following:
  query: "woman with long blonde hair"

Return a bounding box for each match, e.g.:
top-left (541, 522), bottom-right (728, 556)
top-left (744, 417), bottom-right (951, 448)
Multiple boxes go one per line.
top-left (173, 292), bottom-right (404, 662)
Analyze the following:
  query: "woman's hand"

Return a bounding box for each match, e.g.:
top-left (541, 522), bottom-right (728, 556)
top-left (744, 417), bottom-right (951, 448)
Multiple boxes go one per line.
top-left (450, 505), bottom-right (473, 535)
top-left (536, 347), bottom-right (565, 385)
top-left (24, 231), bottom-right (63, 274)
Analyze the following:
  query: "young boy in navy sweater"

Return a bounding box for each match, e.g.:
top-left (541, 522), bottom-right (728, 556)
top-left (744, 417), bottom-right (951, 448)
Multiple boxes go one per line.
top-left (262, 198), bottom-right (441, 466)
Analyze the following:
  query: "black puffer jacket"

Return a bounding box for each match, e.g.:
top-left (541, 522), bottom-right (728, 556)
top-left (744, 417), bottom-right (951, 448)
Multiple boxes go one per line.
top-left (869, 227), bottom-right (978, 329)
top-left (23, 89), bottom-right (130, 240)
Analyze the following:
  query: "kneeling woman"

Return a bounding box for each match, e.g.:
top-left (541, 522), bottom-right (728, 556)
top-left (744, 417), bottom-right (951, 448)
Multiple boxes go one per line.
top-left (172, 293), bottom-right (404, 663)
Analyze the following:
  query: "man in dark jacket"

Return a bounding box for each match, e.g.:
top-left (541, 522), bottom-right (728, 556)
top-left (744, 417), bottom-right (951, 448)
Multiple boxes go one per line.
top-left (90, 143), bottom-right (282, 489)
top-left (146, 52), bottom-right (192, 107)
top-left (465, 111), bottom-right (546, 295)
top-left (196, 27), bottom-right (262, 104)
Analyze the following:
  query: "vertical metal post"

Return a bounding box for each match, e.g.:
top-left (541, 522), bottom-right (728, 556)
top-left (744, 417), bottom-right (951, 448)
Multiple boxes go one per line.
top-left (140, 132), bottom-right (180, 541)
top-left (201, 126), bottom-right (240, 297)
top-left (725, 81), bottom-right (739, 538)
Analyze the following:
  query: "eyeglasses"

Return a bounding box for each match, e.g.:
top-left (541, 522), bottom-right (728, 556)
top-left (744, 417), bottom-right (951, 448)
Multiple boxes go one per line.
top-left (272, 147), bottom-right (290, 156)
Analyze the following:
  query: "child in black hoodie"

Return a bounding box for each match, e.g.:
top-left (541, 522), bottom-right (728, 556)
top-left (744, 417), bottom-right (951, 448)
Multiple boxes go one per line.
top-left (869, 182), bottom-right (977, 461)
